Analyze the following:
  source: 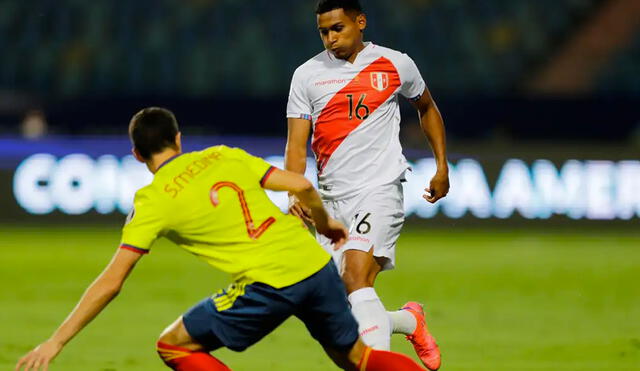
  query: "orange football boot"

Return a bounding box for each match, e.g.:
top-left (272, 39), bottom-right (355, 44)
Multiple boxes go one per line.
top-left (402, 302), bottom-right (441, 371)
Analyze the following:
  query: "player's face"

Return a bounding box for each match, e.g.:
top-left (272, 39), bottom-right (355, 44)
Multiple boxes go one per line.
top-left (317, 9), bottom-right (366, 60)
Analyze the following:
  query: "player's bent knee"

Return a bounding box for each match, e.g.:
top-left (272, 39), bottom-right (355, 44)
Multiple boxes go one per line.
top-left (341, 269), bottom-right (371, 293)
top-left (158, 320), bottom-right (182, 346)
top-left (341, 249), bottom-right (381, 278)
top-left (157, 316), bottom-right (203, 351)
top-left (340, 259), bottom-right (379, 292)
top-left (157, 331), bottom-right (177, 347)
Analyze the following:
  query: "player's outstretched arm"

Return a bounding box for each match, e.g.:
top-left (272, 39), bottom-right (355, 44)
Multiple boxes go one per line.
top-left (285, 118), bottom-right (314, 222)
top-left (263, 168), bottom-right (348, 247)
top-left (15, 248), bottom-right (143, 371)
top-left (410, 87), bottom-right (450, 203)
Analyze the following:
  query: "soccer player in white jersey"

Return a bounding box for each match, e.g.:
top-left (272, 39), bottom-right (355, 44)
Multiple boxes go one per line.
top-left (284, 1), bottom-right (449, 370)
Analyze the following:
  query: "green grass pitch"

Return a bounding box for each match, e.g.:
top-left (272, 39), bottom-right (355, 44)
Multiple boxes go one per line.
top-left (1, 225), bottom-right (639, 370)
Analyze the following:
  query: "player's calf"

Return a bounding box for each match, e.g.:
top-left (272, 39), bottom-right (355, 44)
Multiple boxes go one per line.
top-left (348, 287), bottom-right (392, 350)
top-left (157, 341), bottom-right (231, 371)
top-left (334, 339), bottom-right (426, 371)
top-left (327, 339), bottom-right (425, 371)
top-left (341, 250), bottom-right (392, 350)
top-left (340, 249), bottom-right (380, 293)
top-left (358, 347), bottom-right (427, 371)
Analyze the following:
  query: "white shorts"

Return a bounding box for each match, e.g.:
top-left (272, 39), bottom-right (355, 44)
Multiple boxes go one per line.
top-left (317, 178), bottom-right (405, 272)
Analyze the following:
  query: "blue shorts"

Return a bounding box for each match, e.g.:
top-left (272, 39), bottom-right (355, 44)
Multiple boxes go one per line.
top-left (182, 262), bottom-right (359, 352)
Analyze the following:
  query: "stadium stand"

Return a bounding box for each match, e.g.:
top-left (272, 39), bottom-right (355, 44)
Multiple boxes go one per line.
top-left (598, 32), bottom-right (640, 94)
top-left (0, 0), bottom-right (606, 97)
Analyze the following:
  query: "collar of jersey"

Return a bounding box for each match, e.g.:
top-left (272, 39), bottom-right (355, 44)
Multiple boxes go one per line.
top-left (156, 154), bottom-right (183, 172)
top-left (329, 41), bottom-right (373, 65)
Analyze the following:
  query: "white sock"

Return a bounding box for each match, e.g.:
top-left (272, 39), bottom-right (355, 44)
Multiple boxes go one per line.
top-left (348, 287), bottom-right (392, 350)
top-left (388, 309), bottom-right (417, 335)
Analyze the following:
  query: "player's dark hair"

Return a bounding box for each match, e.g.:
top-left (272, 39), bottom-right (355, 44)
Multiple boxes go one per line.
top-left (129, 107), bottom-right (180, 160)
top-left (315, 0), bottom-right (363, 15)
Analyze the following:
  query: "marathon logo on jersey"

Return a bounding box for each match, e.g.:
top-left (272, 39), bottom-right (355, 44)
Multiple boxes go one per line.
top-left (314, 78), bottom-right (352, 86)
top-left (370, 72), bottom-right (389, 92)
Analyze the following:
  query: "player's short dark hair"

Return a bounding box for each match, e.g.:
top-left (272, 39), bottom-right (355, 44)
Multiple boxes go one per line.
top-left (129, 107), bottom-right (180, 160)
top-left (315, 0), bottom-right (363, 15)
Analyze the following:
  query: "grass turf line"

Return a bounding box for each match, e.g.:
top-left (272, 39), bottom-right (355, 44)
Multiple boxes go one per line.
top-left (1, 226), bottom-right (638, 370)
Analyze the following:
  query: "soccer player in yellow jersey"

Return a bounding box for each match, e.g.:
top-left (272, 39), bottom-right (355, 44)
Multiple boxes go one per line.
top-left (16, 107), bottom-right (427, 371)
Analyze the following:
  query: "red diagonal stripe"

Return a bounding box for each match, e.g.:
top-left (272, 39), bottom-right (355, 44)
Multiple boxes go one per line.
top-left (312, 57), bottom-right (401, 173)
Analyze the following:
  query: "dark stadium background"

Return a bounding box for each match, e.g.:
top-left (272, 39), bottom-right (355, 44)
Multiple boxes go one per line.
top-left (1, 1), bottom-right (638, 370)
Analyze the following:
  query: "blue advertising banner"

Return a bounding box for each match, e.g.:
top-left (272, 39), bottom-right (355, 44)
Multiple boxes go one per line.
top-left (3, 136), bottom-right (640, 221)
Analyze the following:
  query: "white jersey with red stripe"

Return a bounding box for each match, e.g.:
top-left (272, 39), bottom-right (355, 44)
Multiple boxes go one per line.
top-left (286, 42), bottom-right (426, 200)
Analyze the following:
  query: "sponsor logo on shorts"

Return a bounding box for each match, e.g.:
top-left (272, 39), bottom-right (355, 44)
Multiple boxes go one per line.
top-left (335, 236), bottom-right (371, 251)
top-left (349, 236), bottom-right (370, 243)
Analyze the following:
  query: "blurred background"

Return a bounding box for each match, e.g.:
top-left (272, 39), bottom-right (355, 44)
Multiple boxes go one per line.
top-left (1, 0), bottom-right (639, 370)
top-left (1, 0), bottom-right (639, 223)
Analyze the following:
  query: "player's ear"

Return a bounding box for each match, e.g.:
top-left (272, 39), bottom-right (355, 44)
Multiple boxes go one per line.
top-left (132, 148), bottom-right (145, 163)
top-left (175, 132), bottom-right (182, 152)
top-left (356, 13), bottom-right (366, 31)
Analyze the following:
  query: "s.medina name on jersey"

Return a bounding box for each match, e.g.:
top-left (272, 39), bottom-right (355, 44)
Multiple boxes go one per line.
top-left (287, 42), bottom-right (426, 200)
top-left (120, 145), bottom-right (331, 289)
top-left (164, 151), bottom-right (222, 199)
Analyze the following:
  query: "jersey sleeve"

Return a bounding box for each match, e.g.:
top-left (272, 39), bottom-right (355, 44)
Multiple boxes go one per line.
top-left (226, 147), bottom-right (277, 186)
top-left (286, 67), bottom-right (313, 120)
top-left (397, 54), bottom-right (426, 102)
top-left (120, 189), bottom-right (165, 254)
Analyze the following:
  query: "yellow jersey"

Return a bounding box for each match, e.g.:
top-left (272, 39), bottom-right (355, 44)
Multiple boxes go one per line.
top-left (120, 146), bottom-right (331, 288)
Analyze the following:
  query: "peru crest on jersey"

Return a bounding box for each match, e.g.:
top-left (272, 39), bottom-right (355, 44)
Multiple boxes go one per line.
top-left (370, 72), bottom-right (389, 92)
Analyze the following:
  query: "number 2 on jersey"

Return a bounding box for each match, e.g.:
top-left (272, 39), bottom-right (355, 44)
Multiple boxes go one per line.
top-left (210, 182), bottom-right (275, 239)
top-left (346, 94), bottom-right (370, 120)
